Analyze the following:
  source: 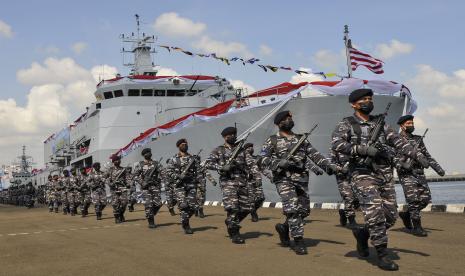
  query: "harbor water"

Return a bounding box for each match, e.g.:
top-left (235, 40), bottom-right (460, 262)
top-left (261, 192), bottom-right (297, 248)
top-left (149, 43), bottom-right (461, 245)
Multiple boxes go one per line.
top-left (395, 181), bottom-right (465, 205)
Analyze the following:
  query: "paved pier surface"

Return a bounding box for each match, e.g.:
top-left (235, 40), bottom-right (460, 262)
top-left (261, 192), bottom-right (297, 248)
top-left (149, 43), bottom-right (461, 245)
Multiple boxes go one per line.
top-left (1, 204), bottom-right (464, 275)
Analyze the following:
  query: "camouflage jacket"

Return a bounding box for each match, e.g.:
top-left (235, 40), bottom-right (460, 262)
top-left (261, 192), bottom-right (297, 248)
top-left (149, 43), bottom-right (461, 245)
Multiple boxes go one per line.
top-left (394, 131), bottom-right (444, 175)
top-left (166, 153), bottom-right (202, 188)
top-left (88, 170), bottom-right (106, 191)
top-left (331, 113), bottom-right (417, 172)
top-left (104, 166), bottom-right (131, 192)
top-left (205, 143), bottom-right (257, 181)
top-left (260, 132), bottom-right (333, 182)
top-left (77, 174), bottom-right (90, 193)
top-left (59, 177), bottom-right (70, 193)
top-left (69, 175), bottom-right (80, 192)
top-left (133, 159), bottom-right (163, 190)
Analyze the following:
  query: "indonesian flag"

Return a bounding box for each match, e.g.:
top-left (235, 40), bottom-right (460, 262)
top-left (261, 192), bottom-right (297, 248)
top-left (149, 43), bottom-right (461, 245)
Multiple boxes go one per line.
top-left (349, 47), bottom-right (384, 74)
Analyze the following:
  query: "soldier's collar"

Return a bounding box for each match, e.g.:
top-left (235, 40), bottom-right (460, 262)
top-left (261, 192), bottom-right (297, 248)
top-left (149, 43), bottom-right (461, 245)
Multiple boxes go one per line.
top-left (277, 131), bottom-right (296, 139)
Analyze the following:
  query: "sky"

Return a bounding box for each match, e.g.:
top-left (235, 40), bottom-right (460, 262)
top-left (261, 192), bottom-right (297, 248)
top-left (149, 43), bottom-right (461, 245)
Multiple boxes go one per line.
top-left (0, 0), bottom-right (464, 173)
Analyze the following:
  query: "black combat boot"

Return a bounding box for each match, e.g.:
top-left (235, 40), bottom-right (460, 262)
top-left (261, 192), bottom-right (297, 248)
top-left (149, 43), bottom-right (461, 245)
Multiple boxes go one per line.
top-left (81, 210), bottom-right (86, 218)
top-left (352, 226), bottom-right (370, 257)
top-left (128, 205), bottom-right (134, 212)
top-left (348, 215), bottom-right (357, 227)
top-left (114, 214), bottom-right (121, 224)
top-left (148, 216), bottom-right (156, 229)
top-left (169, 207), bottom-right (176, 216)
top-left (399, 211), bottom-right (413, 230)
top-left (339, 209), bottom-right (347, 226)
top-left (275, 223), bottom-right (290, 247)
top-left (120, 213), bottom-right (125, 222)
top-left (182, 220), bottom-right (194, 234)
top-left (96, 211), bottom-right (102, 220)
top-left (411, 218), bottom-right (428, 237)
top-left (63, 207), bottom-right (68, 215)
top-left (198, 208), bottom-right (205, 218)
top-left (225, 219), bottom-right (233, 238)
top-left (375, 244), bottom-right (399, 271)
top-left (292, 237), bottom-right (308, 255)
top-left (251, 210), bottom-right (259, 222)
top-left (54, 208), bottom-right (59, 213)
top-left (230, 226), bottom-right (245, 244)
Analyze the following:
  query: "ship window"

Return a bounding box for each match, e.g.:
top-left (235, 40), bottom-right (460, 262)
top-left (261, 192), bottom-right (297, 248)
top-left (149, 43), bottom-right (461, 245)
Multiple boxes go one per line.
top-left (154, 90), bottom-right (165, 96)
top-left (114, 90), bottom-right (123, 97)
top-left (167, 89), bottom-right (185, 96)
top-left (128, 89), bottom-right (140, 96)
top-left (103, 91), bottom-right (114, 99)
top-left (141, 89), bottom-right (153, 96)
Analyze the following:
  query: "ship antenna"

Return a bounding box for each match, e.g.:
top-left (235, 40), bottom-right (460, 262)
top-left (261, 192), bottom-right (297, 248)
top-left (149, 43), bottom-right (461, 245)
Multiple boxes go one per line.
top-left (343, 25), bottom-right (353, 78)
top-left (135, 14), bottom-right (140, 39)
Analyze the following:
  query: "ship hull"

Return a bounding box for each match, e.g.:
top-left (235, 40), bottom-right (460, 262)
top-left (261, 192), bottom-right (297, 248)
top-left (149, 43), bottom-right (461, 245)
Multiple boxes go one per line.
top-left (121, 94), bottom-right (406, 203)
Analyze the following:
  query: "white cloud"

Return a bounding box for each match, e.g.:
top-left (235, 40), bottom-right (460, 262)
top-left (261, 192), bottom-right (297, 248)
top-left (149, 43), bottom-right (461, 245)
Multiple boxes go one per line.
top-left (427, 103), bottom-right (458, 117)
top-left (259, 44), bottom-right (272, 56)
top-left (1, 58), bottom-right (118, 167)
top-left (71, 42), bottom-right (88, 54)
top-left (90, 64), bottom-right (119, 82)
top-left (193, 35), bottom-right (252, 58)
top-left (0, 19), bottom-right (13, 38)
top-left (375, 39), bottom-right (414, 60)
top-left (290, 68), bottom-right (325, 84)
top-left (153, 12), bottom-right (206, 38)
top-left (156, 67), bottom-right (179, 76)
top-left (229, 79), bottom-right (256, 95)
top-left (312, 49), bottom-right (344, 70)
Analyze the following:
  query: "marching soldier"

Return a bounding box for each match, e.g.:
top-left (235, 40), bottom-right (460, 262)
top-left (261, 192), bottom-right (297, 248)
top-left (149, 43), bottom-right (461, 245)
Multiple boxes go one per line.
top-left (261, 110), bottom-right (340, 255)
top-left (105, 155), bottom-right (130, 224)
top-left (45, 175), bottom-right (54, 212)
top-left (244, 143), bottom-right (265, 222)
top-left (331, 89), bottom-right (431, 270)
top-left (395, 115), bottom-right (445, 237)
top-left (163, 160), bottom-right (177, 217)
top-left (89, 162), bottom-right (107, 220)
top-left (78, 167), bottom-right (92, 217)
top-left (166, 139), bottom-right (202, 234)
top-left (68, 168), bottom-right (80, 216)
top-left (60, 170), bottom-right (71, 215)
top-left (51, 174), bottom-right (61, 213)
top-left (205, 127), bottom-right (257, 244)
top-left (133, 148), bottom-right (164, 228)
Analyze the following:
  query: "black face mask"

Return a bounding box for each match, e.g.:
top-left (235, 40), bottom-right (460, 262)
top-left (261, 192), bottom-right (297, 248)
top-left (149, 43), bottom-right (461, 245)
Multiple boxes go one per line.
top-left (358, 102), bottom-right (374, 115)
top-left (405, 126), bottom-right (415, 134)
top-left (280, 120), bottom-right (295, 131)
top-left (246, 148), bottom-right (254, 155)
top-left (179, 145), bottom-right (188, 153)
top-left (144, 153), bottom-right (152, 160)
top-left (226, 136), bottom-right (236, 145)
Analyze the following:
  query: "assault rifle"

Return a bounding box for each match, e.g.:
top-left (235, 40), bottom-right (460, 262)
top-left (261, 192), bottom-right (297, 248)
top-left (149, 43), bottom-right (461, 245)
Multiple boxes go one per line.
top-left (363, 103), bottom-right (391, 167)
top-left (400, 128), bottom-right (429, 170)
top-left (223, 133), bottom-right (250, 170)
top-left (142, 157), bottom-right (163, 189)
top-left (175, 149), bottom-right (203, 187)
top-left (274, 124), bottom-right (318, 175)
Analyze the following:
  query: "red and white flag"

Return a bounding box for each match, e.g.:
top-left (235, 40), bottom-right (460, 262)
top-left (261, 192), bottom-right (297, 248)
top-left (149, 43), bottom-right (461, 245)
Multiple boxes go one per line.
top-left (349, 47), bottom-right (384, 74)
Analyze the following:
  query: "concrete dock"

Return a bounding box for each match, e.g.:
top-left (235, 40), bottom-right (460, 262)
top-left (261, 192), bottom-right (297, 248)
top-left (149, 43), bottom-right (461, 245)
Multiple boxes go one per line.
top-left (1, 204), bottom-right (464, 275)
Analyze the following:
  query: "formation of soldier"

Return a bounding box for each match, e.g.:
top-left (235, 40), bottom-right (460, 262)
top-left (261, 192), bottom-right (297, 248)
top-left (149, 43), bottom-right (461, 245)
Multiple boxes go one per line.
top-left (0, 88), bottom-right (445, 271)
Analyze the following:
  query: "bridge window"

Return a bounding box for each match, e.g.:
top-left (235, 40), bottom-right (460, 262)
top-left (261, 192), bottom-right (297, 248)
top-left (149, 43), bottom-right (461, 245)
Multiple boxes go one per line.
top-left (103, 91), bottom-right (114, 99)
top-left (167, 89), bottom-right (185, 96)
top-left (128, 89), bottom-right (140, 96)
top-left (114, 90), bottom-right (123, 97)
top-left (154, 90), bottom-right (166, 96)
top-left (141, 89), bottom-right (153, 96)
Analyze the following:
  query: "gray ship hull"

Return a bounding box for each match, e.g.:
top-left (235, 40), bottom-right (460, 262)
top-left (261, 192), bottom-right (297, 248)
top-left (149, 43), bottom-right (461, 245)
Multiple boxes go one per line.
top-left (121, 94), bottom-right (406, 203)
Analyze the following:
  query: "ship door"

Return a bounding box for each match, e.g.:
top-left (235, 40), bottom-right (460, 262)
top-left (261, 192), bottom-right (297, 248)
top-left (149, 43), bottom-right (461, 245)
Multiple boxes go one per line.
top-left (154, 102), bottom-right (163, 124)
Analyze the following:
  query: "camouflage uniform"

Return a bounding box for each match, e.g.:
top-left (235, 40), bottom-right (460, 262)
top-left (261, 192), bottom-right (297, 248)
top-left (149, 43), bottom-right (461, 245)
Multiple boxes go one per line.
top-left (133, 159), bottom-right (164, 226)
top-left (166, 153), bottom-right (202, 232)
top-left (395, 131), bottom-right (445, 222)
top-left (60, 176), bottom-right (70, 214)
top-left (260, 132), bottom-right (335, 239)
top-left (331, 114), bottom-right (419, 247)
top-left (197, 162), bottom-right (217, 216)
top-left (127, 180), bottom-right (137, 212)
top-left (67, 175), bottom-right (80, 216)
top-left (89, 170), bottom-right (107, 219)
top-left (248, 154), bottom-right (265, 220)
top-left (51, 179), bottom-right (61, 212)
top-left (105, 166), bottom-right (130, 223)
top-left (205, 143), bottom-right (257, 240)
top-left (78, 173), bottom-right (92, 217)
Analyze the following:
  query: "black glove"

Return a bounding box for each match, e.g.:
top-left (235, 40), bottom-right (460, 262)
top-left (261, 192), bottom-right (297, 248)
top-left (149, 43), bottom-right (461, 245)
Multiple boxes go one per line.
top-left (312, 167), bottom-right (324, 175)
top-left (416, 153), bottom-right (430, 169)
top-left (220, 164), bottom-right (233, 173)
top-left (356, 145), bottom-right (379, 158)
top-left (326, 164), bottom-right (339, 176)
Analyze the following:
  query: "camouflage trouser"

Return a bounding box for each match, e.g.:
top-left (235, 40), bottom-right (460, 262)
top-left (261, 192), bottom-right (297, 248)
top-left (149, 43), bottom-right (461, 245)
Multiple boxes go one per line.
top-left (399, 174), bottom-right (431, 220)
top-left (196, 180), bottom-right (207, 209)
top-left (128, 190), bottom-right (137, 208)
top-left (111, 190), bottom-right (129, 216)
top-left (166, 183), bottom-right (177, 208)
top-left (251, 180), bottom-right (265, 210)
top-left (141, 187), bottom-right (162, 218)
top-left (46, 191), bottom-right (53, 209)
top-left (24, 195), bottom-right (34, 208)
top-left (79, 192), bottom-right (92, 213)
top-left (351, 173), bottom-right (398, 247)
top-left (275, 180), bottom-right (310, 239)
top-left (52, 192), bottom-right (61, 211)
top-left (61, 191), bottom-right (69, 212)
top-left (336, 174), bottom-right (358, 217)
top-left (176, 185), bottom-right (197, 223)
top-left (220, 178), bottom-right (253, 229)
top-left (92, 189), bottom-right (107, 213)
top-left (67, 191), bottom-right (79, 213)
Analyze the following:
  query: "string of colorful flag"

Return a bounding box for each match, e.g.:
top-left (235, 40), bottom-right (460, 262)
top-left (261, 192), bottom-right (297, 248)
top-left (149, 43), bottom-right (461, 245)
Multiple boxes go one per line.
top-left (157, 45), bottom-right (341, 78)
